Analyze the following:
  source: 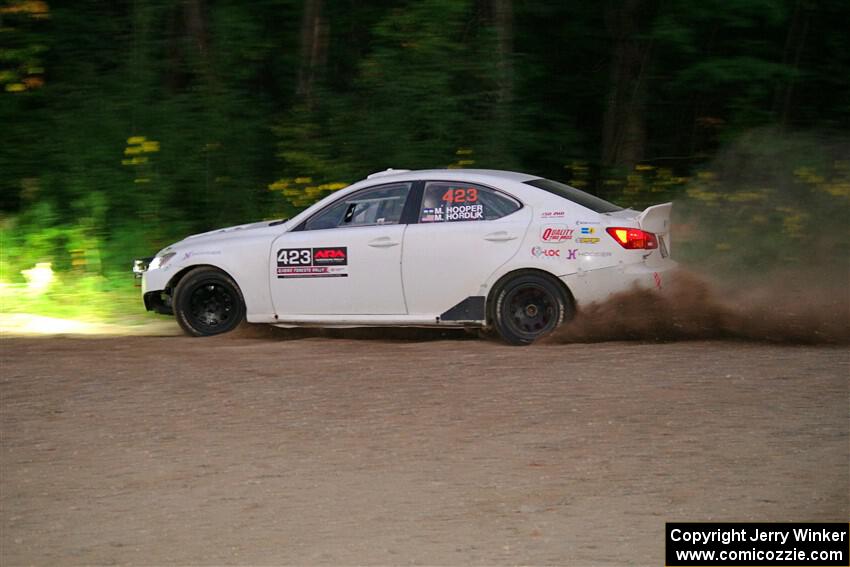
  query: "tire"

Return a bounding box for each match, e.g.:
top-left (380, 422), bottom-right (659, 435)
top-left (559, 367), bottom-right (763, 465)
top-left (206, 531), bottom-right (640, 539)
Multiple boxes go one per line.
top-left (490, 272), bottom-right (571, 345)
top-left (173, 267), bottom-right (245, 337)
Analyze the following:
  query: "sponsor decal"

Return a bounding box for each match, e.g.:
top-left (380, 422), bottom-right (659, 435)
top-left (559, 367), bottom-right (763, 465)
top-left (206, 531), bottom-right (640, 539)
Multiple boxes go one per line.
top-left (576, 220), bottom-right (601, 226)
top-left (182, 250), bottom-right (222, 260)
top-left (277, 266), bottom-right (347, 278)
top-left (577, 237), bottom-right (600, 244)
top-left (540, 225), bottom-right (574, 242)
top-left (540, 211), bottom-right (566, 219)
top-left (564, 248), bottom-right (578, 260)
top-left (276, 247), bottom-right (348, 278)
top-left (580, 227), bottom-right (596, 235)
top-left (654, 271), bottom-right (662, 290)
top-left (578, 251), bottom-right (612, 257)
top-left (312, 247), bottom-right (347, 266)
top-left (531, 246), bottom-right (561, 258)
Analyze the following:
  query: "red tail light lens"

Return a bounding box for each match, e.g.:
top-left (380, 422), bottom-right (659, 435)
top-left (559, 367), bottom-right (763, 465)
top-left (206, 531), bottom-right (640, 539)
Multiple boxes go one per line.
top-left (606, 227), bottom-right (658, 249)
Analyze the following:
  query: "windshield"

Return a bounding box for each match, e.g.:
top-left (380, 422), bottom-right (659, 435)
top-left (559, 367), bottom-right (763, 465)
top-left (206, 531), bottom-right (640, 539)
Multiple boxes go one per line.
top-left (525, 178), bottom-right (623, 214)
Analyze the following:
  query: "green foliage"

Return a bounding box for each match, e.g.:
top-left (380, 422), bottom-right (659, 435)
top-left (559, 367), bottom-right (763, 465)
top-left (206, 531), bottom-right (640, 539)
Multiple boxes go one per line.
top-left (0, 270), bottom-right (155, 324)
top-left (1, 0), bottom-right (849, 323)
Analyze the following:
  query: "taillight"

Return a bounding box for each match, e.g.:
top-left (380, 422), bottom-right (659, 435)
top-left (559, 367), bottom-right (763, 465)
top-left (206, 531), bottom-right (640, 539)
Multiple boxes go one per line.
top-left (606, 227), bottom-right (658, 249)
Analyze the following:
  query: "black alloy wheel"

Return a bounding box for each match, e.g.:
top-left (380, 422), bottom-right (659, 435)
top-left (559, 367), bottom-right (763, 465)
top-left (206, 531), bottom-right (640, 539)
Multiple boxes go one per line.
top-left (491, 272), bottom-right (571, 345)
top-left (174, 267), bottom-right (245, 336)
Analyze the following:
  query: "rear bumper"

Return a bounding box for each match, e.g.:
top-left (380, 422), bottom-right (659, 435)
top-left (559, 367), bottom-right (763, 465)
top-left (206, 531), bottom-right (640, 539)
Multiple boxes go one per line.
top-left (561, 259), bottom-right (677, 308)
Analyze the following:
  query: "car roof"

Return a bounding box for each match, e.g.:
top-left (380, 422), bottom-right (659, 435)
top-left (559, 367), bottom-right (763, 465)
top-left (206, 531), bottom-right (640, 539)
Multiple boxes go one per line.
top-left (364, 168), bottom-right (541, 184)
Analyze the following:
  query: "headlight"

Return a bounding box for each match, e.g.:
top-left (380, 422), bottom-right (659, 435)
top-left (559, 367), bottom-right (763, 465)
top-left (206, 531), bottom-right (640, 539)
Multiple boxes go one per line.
top-left (132, 256), bottom-right (154, 277)
top-left (148, 252), bottom-right (176, 271)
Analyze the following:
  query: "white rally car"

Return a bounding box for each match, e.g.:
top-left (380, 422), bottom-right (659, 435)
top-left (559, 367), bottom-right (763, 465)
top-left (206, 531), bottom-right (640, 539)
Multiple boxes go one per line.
top-left (134, 169), bottom-right (674, 344)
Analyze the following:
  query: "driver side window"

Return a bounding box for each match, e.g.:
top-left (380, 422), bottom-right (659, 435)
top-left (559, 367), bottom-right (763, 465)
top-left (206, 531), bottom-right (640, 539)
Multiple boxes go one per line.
top-left (302, 183), bottom-right (412, 231)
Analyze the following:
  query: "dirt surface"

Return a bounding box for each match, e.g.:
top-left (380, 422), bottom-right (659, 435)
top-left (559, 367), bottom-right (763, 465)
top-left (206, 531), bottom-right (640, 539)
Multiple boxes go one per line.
top-left (1, 331), bottom-right (848, 566)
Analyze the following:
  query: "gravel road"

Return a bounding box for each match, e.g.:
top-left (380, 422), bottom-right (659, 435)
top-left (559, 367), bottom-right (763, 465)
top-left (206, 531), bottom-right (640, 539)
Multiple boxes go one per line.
top-left (1, 332), bottom-right (847, 566)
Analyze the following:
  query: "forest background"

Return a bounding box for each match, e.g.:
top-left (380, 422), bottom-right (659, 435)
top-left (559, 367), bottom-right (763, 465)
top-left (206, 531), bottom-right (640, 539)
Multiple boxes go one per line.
top-left (1, 0), bottom-right (848, 322)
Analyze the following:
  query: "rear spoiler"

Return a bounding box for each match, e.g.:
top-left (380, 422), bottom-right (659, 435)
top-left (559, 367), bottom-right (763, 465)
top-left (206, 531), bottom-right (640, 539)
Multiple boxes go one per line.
top-left (637, 203), bottom-right (672, 234)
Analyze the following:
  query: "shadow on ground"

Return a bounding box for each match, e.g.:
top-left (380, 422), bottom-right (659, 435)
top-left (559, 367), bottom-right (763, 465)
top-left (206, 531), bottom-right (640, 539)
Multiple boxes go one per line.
top-left (230, 322), bottom-right (481, 343)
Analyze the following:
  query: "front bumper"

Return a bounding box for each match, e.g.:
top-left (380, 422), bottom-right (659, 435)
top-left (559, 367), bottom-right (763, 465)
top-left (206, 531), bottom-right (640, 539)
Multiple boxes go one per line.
top-left (143, 290), bottom-right (173, 315)
top-left (134, 256), bottom-right (173, 315)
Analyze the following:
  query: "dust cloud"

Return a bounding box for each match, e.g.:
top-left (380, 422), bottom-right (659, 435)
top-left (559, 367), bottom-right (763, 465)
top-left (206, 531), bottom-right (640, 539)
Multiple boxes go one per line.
top-left (547, 132), bottom-right (850, 345)
top-left (545, 269), bottom-right (849, 345)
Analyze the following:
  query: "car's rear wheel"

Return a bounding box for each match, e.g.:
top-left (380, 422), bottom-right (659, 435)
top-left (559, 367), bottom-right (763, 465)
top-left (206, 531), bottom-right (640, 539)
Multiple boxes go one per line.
top-left (174, 267), bottom-right (245, 336)
top-left (490, 272), bottom-right (571, 345)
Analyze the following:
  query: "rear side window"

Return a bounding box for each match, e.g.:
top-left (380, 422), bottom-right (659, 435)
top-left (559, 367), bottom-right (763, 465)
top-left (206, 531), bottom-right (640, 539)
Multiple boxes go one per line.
top-left (303, 182), bottom-right (412, 230)
top-left (525, 178), bottom-right (623, 213)
top-left (419, 182), bottom-right (521, 223)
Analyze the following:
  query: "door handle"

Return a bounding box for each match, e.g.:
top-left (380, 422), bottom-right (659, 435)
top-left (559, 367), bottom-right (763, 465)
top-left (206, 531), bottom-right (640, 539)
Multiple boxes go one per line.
top-left (484, 231), bottom-right (517, 242)
top-left (368, 237), bottom-right (400, 248)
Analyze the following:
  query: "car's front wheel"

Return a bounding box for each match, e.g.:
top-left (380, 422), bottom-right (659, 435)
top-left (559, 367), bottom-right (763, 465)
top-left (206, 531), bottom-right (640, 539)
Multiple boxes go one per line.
top-left (174, 267), bottom-right (245, 336)
top-left (490, 272), bottom-right (571, 345)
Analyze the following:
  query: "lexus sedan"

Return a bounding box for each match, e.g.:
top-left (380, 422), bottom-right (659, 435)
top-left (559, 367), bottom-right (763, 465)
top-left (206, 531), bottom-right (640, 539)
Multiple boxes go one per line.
top-left (134, 169), bottom-right (674, 344)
